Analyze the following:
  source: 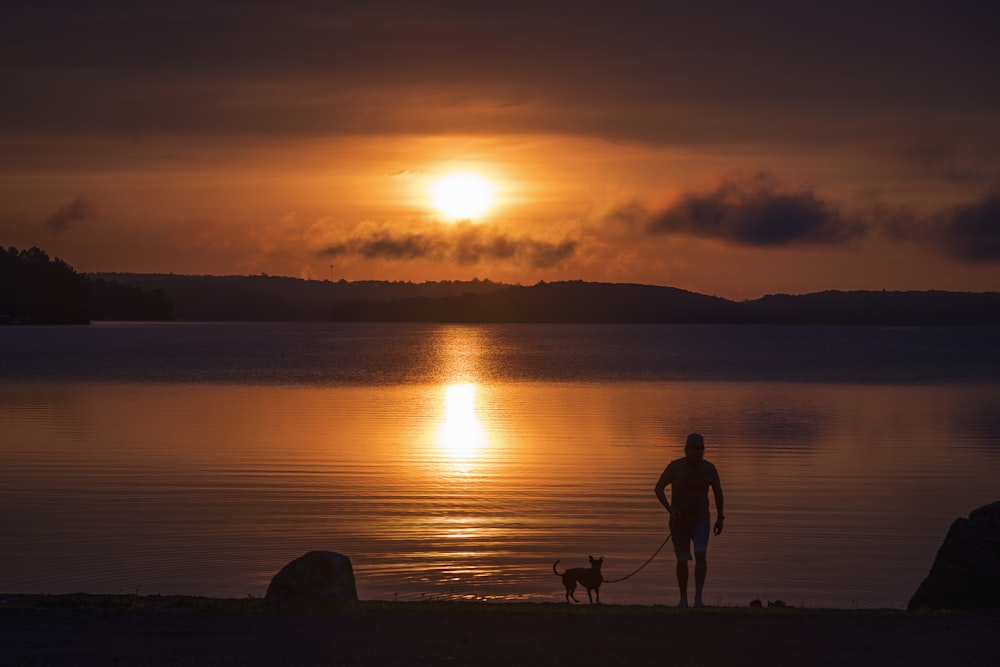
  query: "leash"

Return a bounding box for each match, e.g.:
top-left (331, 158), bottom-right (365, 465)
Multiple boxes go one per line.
top-left (604, 532), bottom-right (672, 584)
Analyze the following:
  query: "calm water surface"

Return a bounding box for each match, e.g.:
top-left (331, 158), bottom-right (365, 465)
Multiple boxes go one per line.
top-left (2, 323), bottom-right (999, 608)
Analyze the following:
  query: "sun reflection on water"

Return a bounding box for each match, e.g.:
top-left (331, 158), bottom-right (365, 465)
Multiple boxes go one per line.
top-left (436, 383), bottom-right (487, 462)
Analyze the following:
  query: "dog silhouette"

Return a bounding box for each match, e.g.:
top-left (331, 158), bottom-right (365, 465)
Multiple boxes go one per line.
top-left (553, 555), bottom-right (604, 604)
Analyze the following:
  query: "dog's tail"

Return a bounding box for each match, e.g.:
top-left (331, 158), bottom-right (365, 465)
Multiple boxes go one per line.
top-left (553, 560), bottom-right (564, 576)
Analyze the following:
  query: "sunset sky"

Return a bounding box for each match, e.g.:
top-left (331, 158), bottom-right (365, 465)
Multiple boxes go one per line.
top-left (2, 1), bottom-right (998, 299)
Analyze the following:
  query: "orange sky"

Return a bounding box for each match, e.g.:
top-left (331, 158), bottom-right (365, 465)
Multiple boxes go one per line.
top-left (2, 2), bottom-right (998, 299)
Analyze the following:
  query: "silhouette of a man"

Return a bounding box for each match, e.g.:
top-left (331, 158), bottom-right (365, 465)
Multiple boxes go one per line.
top-left (654, 432), bottom-right (725, 607)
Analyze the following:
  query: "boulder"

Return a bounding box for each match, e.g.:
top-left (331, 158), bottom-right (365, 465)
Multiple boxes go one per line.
top-left (908, 501), bottom-right (1000, 611)
top-left (265, 551), bottom-right (359, 608)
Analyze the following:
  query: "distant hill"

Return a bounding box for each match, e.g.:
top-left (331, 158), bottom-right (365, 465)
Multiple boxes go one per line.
top-left (742, 290), bottom-right (1000, 326)
top-left (90, 273), bottom-right (506, 321)
top-left (330, 281), bottom-right (739, 323)
top-left (90, 273), bottom-right (1000, 325)
top-left (1, 246), bottom-right (90, 324)
top-left (89, 278), bottom-right (175, 321)
top-left (2, 247), bottom-right (175, 323)
top-left (332, 283), bottom-right (1000, 325)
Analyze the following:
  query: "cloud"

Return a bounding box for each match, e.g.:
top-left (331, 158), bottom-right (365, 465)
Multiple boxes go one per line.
top-left (451, 227), bottom-right (577, 268)
top-left (320, 225), bottom-right (576, 269)
top-left (3, 2), bottom-right (997, 149)
top-left (44, 197), bottom-right (96, 234)
top-left (630, 173), bottom-right (1000, 263)
top-left (929, 191), bottom-right (1000, 262)
top-left (644, 173), bottom-right (868, 246)
top-left (321, 232), bottom-right (446, 261)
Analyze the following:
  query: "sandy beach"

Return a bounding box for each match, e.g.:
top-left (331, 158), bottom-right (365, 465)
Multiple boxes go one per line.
top-left (2, 594), bottom-right (997, 666)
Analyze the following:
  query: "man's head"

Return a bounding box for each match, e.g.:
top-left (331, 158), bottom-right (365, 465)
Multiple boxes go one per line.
top-left (685, 432), bottom-right (705, 464)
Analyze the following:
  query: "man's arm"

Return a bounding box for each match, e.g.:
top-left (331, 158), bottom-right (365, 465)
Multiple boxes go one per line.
top-left (711, 469), bottom-right (725, 535)
top-left (654, 467), bottom-right (676, 517)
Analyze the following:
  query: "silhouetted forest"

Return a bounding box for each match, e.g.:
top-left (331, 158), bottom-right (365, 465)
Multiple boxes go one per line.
top-left (329, 281), bottom-right (739, 323)
top-left (88, 278), bottom-right (175, 321)
top-left (62, 270), bottom-right (1000, 325)
top-left (93, 273), bottom-right (506, 321)
top-left (329, 283), bottom-right (1000, 325)
top-left (742, 290), bottom-right (1000, 326)
top-left (1, 246), bottom-right (175, 323)
top-left (1, 246), bottom-right (90, 323)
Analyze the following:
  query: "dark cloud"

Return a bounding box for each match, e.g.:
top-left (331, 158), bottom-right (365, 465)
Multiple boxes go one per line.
top-left (320, 226), bottom-right (576, 269)
top-left (629, 173), bottom-right (1000, 262)
top-left (44, 197), bottom-right (96, 234)
top-left (929, 191), bottom-right (1000, 262)
top-left (2, 2), bottom-right (997, 145)
top-left (644, 173), bottom-right (868, 246)
top-left (451, 227), bottom-right (577, 268)
top-left (320, 232), bottom-right (445, 261)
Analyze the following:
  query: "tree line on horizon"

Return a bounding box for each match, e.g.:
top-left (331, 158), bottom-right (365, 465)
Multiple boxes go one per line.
top-left (93, 272), bottom-right (507, 320)
top-left (1, 246), bottom-right (175, 324)
top-left (327, 281), bottom-right (1000, 325)
top-left (102, 270), bottom-right (1000, 325)
top-left (8, 247), bottom-right (1000, 325)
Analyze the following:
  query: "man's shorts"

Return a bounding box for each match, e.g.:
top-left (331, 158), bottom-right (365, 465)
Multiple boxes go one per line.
top-left (670, 514), bottom-right (710, 561)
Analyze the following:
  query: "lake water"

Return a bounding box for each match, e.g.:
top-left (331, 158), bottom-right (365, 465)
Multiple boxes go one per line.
top-left (2, 323), bottom-right (999, 608)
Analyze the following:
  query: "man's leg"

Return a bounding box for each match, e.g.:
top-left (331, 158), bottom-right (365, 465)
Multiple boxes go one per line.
top-left (672, 527), bottom-right (694, 608)
top-left (690, 516), bottom-right (711, 607)
top-left (676, 560), bottom-right (689, 607)
top-left (693, 552), bottom-right (707, 607)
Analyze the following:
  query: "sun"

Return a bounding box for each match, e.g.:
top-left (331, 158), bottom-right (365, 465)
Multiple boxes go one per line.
top-left (429, 172), bottom-right (496, 220)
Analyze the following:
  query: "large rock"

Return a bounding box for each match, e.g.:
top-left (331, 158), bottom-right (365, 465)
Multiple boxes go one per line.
top-left (265, 551), bottom-right (359, 608)
top-left (908, 501), bottom-right (1000, 611)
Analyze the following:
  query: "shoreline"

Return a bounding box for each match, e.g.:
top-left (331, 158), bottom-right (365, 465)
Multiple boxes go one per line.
top-left (3, 594), bottom-right (998, 666)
